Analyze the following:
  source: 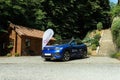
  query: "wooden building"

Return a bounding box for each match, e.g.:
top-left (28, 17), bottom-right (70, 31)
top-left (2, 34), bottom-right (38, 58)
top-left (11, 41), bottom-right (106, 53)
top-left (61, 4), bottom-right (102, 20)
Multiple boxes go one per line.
top-left (8, 23), bottom-right (55, 56)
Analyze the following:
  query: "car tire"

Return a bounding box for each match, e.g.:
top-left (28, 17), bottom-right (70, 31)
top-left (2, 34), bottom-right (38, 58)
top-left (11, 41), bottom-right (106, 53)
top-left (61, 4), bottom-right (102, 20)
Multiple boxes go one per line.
top-left (62, 51), bottom-right (70, 61)
top-left (45, 58), bottom-right (50, 61)
top-left (79, 49), bottom-right (87, 58)
top-left (82, 50), bottom-right (87, 58)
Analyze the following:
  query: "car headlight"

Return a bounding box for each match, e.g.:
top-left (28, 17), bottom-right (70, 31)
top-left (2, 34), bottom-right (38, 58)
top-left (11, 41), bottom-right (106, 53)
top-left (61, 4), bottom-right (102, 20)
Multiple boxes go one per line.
top-left (55, 47), bottom-right (63, 50)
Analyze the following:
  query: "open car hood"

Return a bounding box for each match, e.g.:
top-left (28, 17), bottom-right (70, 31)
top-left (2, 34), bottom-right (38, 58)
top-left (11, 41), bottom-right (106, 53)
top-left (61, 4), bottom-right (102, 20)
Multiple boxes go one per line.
top-left (45, 44), bottom-right (69, 48)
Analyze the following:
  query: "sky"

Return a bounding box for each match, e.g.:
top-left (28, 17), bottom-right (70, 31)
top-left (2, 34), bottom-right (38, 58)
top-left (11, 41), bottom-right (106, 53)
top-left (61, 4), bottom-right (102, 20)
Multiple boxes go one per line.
top-left (110, 0), bottom-right (118, 3)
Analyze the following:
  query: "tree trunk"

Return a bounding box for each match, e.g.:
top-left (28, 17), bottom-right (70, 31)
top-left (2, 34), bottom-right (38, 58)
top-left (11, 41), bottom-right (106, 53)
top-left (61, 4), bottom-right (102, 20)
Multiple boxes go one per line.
top-left (118, 0), bottom-right (120, 5)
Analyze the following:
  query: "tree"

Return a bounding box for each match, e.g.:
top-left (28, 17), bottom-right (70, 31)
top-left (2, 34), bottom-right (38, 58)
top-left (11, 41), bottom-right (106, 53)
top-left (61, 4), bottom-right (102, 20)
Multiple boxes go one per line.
top-left (42, 0), bottom-right (111, 39)
top-left (0, 0), bottom-right (111, 39)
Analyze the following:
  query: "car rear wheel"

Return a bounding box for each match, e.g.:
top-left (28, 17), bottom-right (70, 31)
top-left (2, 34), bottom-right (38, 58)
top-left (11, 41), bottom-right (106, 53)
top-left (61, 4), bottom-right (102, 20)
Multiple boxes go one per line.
top-left (82, 50), bottom-right (87, 58)
top-left (62, 51), bottom-right (70, 61)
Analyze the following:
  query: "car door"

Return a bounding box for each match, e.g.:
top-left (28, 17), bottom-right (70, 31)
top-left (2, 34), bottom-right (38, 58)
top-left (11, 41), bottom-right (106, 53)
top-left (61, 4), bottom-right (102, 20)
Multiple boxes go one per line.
top-left (71, 45), bottom-right (79, 57)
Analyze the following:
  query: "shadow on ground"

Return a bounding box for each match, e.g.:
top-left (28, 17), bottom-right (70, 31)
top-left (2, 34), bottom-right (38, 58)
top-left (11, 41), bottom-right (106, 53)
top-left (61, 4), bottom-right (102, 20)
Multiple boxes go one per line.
top-left (44, 56), bottom-right (90, 62)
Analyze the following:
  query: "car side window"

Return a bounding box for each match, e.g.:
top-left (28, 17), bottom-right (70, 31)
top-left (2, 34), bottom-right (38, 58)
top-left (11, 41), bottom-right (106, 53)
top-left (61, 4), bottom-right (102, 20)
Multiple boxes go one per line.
top-left (71, 41), bottom-right (77, 45)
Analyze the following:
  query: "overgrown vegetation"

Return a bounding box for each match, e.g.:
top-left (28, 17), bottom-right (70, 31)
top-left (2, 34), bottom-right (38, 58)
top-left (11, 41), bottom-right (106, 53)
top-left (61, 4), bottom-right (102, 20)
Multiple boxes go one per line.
top-left (111, 52), bottom-right (120, 59)
top-left (111, 2), bottom-right (120, 59)
top-left (111, 3), bottom-right (120, 51)
top-left (111, 18), bottom-right (120, 49)
top-left (0, 0), bottom-right (111, 39)
top-left (111, 5), bottom-right (120, 18)
top-left (83, 30), bottom-right (101, 55)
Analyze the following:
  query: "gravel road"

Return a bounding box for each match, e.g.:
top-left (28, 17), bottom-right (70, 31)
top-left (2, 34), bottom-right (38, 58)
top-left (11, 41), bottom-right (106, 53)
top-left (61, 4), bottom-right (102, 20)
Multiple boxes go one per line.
top-left (0, 56), bottom-right (120, 80)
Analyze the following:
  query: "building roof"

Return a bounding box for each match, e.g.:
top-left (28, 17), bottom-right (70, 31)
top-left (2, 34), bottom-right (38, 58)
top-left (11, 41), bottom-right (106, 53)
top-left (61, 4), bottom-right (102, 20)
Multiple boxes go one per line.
top-left (9, 23), bottom-right (55, 40)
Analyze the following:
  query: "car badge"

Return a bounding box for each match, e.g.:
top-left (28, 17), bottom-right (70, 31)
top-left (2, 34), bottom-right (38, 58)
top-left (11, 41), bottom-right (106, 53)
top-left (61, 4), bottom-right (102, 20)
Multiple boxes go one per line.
top-left (47, 48), bottom-right (50, 50)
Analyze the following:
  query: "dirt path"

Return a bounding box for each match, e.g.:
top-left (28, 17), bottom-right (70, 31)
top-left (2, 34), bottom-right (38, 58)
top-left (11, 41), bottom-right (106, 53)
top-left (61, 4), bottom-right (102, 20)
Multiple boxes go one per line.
top-left (97, 29), bottom-right (116, 56)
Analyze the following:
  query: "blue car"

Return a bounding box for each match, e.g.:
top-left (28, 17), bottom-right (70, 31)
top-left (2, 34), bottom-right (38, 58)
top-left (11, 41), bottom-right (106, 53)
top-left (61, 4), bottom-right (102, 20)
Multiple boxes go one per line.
top-left (42, 39), bottom-right (87, 61)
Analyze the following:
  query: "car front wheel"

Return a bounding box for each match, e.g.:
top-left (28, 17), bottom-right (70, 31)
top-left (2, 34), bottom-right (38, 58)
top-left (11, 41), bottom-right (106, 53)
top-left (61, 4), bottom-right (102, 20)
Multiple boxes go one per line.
top-left (62, 51), bottom-right (70, 61)
top-left (45, 58), bottom-right (51, 61)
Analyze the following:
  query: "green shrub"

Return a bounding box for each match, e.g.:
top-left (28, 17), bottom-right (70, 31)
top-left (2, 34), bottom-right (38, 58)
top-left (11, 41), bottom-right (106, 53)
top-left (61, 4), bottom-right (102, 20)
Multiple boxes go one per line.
top-left (83, 30), bottom-right (101, 52)
top-left (7, 53), bottom-right (12, 57)
top-left (7, 45), bottom-right (13, 49)
top-left (111, 18), bottom-right (120, 49)
top-left (91, 38), bottom-right (99, 46)
top-left (116, 37), bottom-right (120, 48)
top-left (91, 44), bottom-right (97, 50)
top-left (111, 52), bottom-right (120, 58)
top-left (111, 5), bottom-right (120, 17)
top-left (94, 33), bottom-right (101, 41)
top-left (97, 22), bottom-right (103, 31)
top-left (15, 53), bottom-right (20, 57)
top-left (82, 38), bottom-right (91, 43)
top-left (83, 32), bottom-right (100, 47)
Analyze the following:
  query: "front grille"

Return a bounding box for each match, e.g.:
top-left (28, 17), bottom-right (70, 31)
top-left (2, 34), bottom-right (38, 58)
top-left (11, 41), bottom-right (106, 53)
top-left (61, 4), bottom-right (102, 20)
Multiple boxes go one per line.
top-left (44, 47), bottom-right (54, 51)
top-left (44, 56), bottom-right (52, 58)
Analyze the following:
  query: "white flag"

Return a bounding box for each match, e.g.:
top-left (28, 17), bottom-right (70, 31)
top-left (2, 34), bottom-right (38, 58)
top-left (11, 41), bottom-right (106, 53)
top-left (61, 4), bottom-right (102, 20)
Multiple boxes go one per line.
top-left (42, 29), bottom-right (54, 50)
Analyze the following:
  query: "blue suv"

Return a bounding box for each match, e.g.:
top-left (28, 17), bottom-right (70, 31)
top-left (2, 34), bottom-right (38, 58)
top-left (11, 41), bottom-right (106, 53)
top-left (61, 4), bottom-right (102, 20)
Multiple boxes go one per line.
top-left (42, 39), bottom-right (87, 61)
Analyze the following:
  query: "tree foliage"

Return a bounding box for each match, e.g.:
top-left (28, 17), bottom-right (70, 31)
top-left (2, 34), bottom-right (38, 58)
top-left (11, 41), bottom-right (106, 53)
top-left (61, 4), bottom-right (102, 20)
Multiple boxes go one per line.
top-left (0, 0), bottom-right (111, 39)
top-left (97, 22), bottom-right (103, 31)
top-left (111, 5), bottom-right (120, 18)
top-left (111, 18), bottom-right (120, 49)
top-left (111, 0), bottom-right (120, 51)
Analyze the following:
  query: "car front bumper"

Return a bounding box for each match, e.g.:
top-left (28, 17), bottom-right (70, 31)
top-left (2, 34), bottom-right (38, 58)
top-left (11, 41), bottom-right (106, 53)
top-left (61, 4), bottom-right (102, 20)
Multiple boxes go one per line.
top-left (42, 52), bottom-right (62, 60)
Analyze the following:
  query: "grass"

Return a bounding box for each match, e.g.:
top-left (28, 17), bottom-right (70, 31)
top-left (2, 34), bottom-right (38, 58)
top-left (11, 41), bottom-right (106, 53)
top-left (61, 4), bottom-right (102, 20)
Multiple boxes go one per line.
top-left (110, 52), bottom-right (120, 59)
